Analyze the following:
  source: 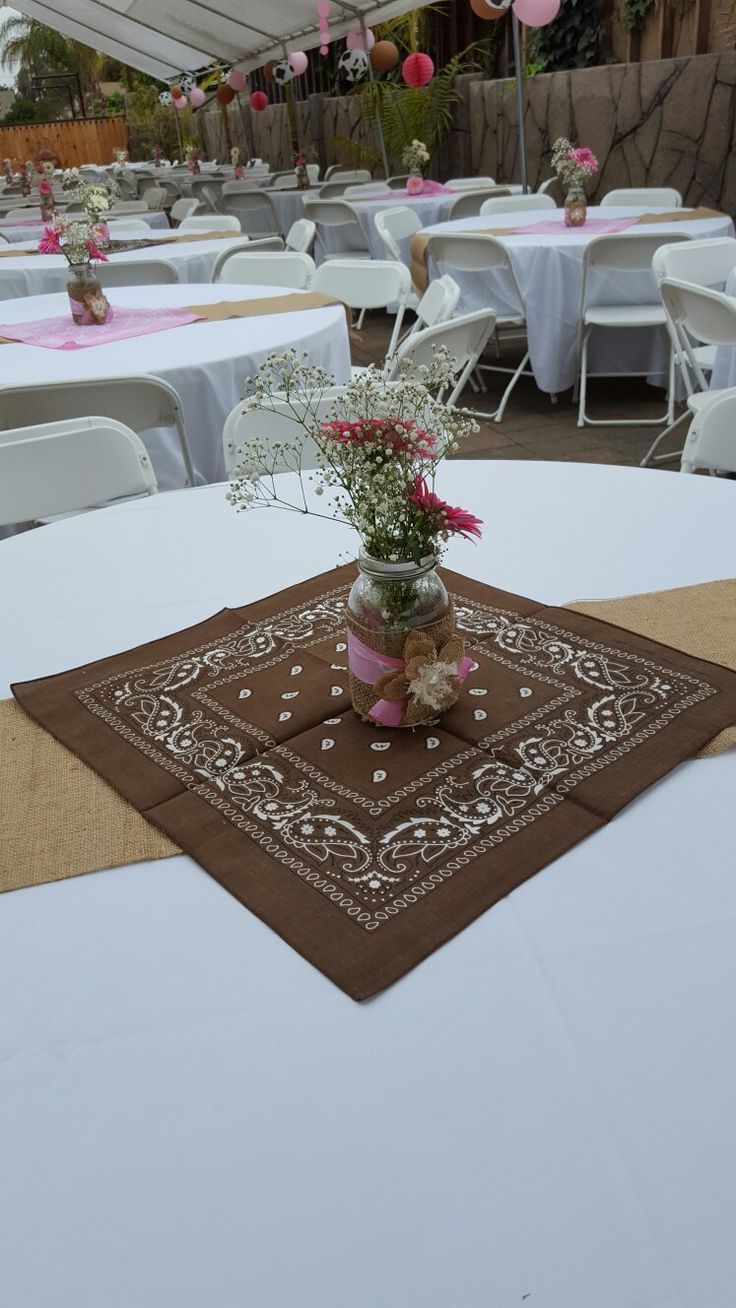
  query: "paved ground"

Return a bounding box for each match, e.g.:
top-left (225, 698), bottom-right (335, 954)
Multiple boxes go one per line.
top-left (351, 314), bottom-right (685, 469)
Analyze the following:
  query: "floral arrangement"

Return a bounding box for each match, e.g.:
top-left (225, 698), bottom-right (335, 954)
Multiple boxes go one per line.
top-left (2, 158), bottom-right (13, 182)
top-left (19, 161), bottom-right (33, 196)
top-left (62, 167), bottom-right (80, 191)
top-left (113, 147), bottom-right (128, 165)
top-left (550, 138), bottom-right (599, 192)
top-left (227, 352), bottom-right (480, 561)
top-left (231, 146), bottom-right (245, 180)
top-left (38, 160), bottom-right (55, 179)
top-left (67, 177), bottom-right (119, 222)
top-left (402, 139), bottom-right (430, 175)
top-left (38, 217), bottom-right (109, 266)
top-left (185, 142), bottom-right (202, 174)
top-left (153, 145), bottom-right (164, 166)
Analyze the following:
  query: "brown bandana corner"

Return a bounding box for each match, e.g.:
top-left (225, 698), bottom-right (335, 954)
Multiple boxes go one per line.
top-left (10, 567), bottom-right (736, 1000)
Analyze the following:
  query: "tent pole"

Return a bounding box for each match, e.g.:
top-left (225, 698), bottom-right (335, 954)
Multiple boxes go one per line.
top-left (172, 102), bottom-right (184, 162)
top-left (359, 18), bottom-right (390, 180)
top-left (511, 14), bottom-right (529, 194)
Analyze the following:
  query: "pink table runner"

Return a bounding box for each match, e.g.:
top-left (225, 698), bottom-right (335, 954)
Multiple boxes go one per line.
top-left (0, 304), bottom-right (200, 350)
top-left (359, 181), bottom-right (452, 201)
top-left (509, 217), bottom-right (639, 237)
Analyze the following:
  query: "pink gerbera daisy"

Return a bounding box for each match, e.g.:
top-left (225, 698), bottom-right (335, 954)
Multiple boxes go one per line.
top-left (409, 476), bottom-right (483, 540)
top-left (37, 226), bottom-right (62, 254)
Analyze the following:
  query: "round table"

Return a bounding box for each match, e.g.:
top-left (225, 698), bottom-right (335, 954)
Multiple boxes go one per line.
top-left (420, 206), bottom-right (735, 393)
top-left (1, 462), bottom-right (735, 1308)
top-left (319, 191), bottom-right (457, 262)
top-left (0, 283), bottom-right (350, 490)
top-left (0, 232), bottom-right (248, 300)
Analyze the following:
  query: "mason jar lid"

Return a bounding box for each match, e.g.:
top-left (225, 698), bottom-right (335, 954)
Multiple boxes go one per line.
top-left (357, 553), bottom-right (438, 582)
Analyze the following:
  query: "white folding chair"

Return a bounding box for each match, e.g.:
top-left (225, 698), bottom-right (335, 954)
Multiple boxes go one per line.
top-left (312, 258), bottom-right (411, 356)
top-left (109, 200), bottom-right (149, 215)
top-left (106, 219), bottom-right (152, 235)
top-left (445, 177), bottom-right (496, 192)
top-left (387, 175), bottom-right (410, 190)
top-left (214, 250), bottom-right (315, 289)
top-left (285, 218), bottom-right (316, 254)
top-left (211, 238), bottom-right (285, 278)
top-left (178, 213), bottom-right (240, 233)
top-left (303, 199), bottom-right (371, 260)
top-left (537, 177), bottom-right (557, 195)
top-left (375, 206), bottom-right (423, 260)
top-left (0, 417), bottom-right (157, 526)
top-left (576, 232), bottom-right (691, 428)
top-left (402, 275), bottom-right (461, 343)
top-left (600, 187), bottom-right (683, 208)
top-left (387, 309), bottom-right (497, 408)
top-left (343, 182), bottom-right (391, 198)
top-left (680, 386), bottom-right (736, 474)
top-left (170, 197), bottom-right (200, 224)
top-left (426, 232), bottom-right (531, 420)
top-left (449, 188), bottom-right (511, 221)
top-left (141, 187), bottom-right (168, 212)
top-left (479, 193), bottom-right (556, 217)
top-left (322, 168), bottom-right (371, 184)
top-left (642, 279), bottom-right (736, 465)
top-left (306, 164), bottom-right (321, 185)
top-left (5, 206), bottom-right (42, 221)
top-left (271, 175), bottom-right (297, 190)
top-left (188, 176), bottom-right (225, 212)
top-left (98, 258), bottom-right (180, 287)
top-left (220, 187), bottom-right (279, 239)
top-left (0, 375), bottom-right (195, 487)
top-left (223, 387), bottom-right (351, 475)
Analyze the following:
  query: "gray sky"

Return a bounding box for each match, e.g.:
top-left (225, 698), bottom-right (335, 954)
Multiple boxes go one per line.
top-left (0, 8), bottom-right (22, 82)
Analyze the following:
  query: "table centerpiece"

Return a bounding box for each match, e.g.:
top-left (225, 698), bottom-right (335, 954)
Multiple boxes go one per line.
top-left (402, 139), bottom-right (430, 195)
top-left (39, 218), bottom-right (111, 325)
top-left (550, 137), bottom-right (599, 227)
top-left (227, 351), bottom-right (482, 728)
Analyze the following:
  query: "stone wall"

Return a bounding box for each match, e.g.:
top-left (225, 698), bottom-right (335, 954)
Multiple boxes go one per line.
top-left (197, 52), bottom-right (736, 213)
top-left (467, 52), bottom-right (736, 210)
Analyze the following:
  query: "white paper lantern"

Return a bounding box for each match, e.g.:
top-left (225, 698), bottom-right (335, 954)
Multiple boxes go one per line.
top-left (272, 59), bottom-right (295, 86)
top-left (159, 90), bottom-right (173, 106)
top-left (338, 48), bottom-right (369, 83)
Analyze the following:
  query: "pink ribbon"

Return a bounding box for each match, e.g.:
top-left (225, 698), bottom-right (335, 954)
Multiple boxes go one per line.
top-left (347, 629), bottom-right (474, 727)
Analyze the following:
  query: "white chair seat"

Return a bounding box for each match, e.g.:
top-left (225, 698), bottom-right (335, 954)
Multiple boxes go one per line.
top-left (583, 304), bottom-right (668, 328)
top-left (321, 250), bottom-right (372, 261)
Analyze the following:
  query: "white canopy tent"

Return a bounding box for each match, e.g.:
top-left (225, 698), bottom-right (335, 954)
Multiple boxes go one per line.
top-left (8, 0), bottom-right (432, 81)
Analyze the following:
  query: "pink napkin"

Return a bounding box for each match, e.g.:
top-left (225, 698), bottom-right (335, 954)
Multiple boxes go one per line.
top-left (359, 180), bottom-right (452, 201)
top-left (0, 304), bottom-right (200, 350)
top-left (509, 217), bottom-right (639, 236)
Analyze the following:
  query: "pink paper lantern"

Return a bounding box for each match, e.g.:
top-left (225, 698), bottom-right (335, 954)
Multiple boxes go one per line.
top-left (288, 51), bottom-right (309, 75)
top-left (401, 52), bottom-right (434, 88)
top-left (173, 94), bottom-right (188, 110)
top-left (317, 0), bottom-right (330, 14)
top-left (250, 90), bottom-right (269, 111)
top-left (346, 26), bottom-right (375, 51)
top-left (227, 67), bottom-right (246, 91)
top-left (512, 0), bottom-right (560, 23)
top-left (319, 17), bottom-right (330, 30)
top-left (320, 44), bottom-right (330, 55)
top-left (189, 86), bottom-right (206, 107)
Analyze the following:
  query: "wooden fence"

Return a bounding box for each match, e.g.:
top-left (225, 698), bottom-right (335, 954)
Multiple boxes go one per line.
top-left (0, 117), bottom-right (128, 168)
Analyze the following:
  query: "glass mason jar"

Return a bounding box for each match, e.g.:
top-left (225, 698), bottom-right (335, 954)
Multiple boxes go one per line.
top-left (295, 162), bottom-right (310, 190)
top-left (91, 218), bottom-right (110, 250)
top-left (40, 198), bottom-right (55, 223)
top-left (406, 170), bottom-right (425, 196)
top-left (564, 187), bottom-right (587, 227)
top-left (346, 555), bottom-right (455, 727)
top-left (66, 264), bottom-right (111, 326)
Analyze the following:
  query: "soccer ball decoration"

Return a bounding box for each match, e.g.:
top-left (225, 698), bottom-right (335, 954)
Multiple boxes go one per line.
top-left (159, 90), bottom-right (173, 106)
top-left (338, 48), bottom-right (369, 83)
top-left (179, 74), bottom-right (195, 93)
top-left (272, 59), bottom-right (296, 86)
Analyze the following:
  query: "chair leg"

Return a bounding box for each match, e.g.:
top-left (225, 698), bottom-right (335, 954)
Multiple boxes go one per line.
top-left (577, 329), bottom-right (589, 427)
top-left (493, 350), bottom-right (531, 423)
top-left (356, 308), bottom-right (366, 330)
top-left (639, 407), bottom-right (691, 467)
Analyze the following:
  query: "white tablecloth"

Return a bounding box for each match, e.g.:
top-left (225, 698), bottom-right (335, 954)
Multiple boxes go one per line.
top-left (1, 462), bottom-right (735, 1307)
top-left (709, 266), bottom-right (736, 389)
top-left (0, 211), bottom-right (169, 243)
top-left (0, 283), bottom-right (350, 490)
top-left (319, 192), bottom-right (457, 261)
top-left (420, 206), bottom-right (735, 393)
top-left (0, 233), bottom-right (248, 300)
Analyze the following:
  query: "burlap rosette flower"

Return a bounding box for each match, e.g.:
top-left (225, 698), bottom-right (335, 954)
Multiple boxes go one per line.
top-left (373, 629), bottom-right (468, 726)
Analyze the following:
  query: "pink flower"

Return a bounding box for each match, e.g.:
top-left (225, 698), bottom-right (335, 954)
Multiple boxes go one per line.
top-left (86, 239), bottom-right (109, 262)
top-left (38, 226), bottom-right (62, 254)
top-left (568, 146), bottom-right (598, 174)
top-left (38, 179), bottom-right (53, 196)
top-left (409, 477), bottom-right (483, 540)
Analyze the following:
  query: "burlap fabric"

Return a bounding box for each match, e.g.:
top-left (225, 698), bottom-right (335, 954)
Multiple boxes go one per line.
top-left (10, 567), bottom-right (736, 1000)
top-left (345, 603), bottom-right (457, 724)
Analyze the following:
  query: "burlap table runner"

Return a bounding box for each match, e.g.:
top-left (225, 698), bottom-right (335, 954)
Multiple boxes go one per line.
top-left (409, 207), bottom-right (728, 293)
top-left (0, 230), bottom-right (238, 259)
top-left (9, 567), bottom-right (736, 1000)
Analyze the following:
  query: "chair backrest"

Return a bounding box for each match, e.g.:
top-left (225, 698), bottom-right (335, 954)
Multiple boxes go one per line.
top-left (306, 164), bottom-right (320, 184)
top-left (427, 232), bottom-right (525, 319)
top-left (303, 198), bottom-right (362, 230)
top-left (221, 180), bottom-right (262, 195)
top-left (312, 258), bottom-right (410, 310)
top-left (285, 218), bottom-right (316, 253)
top-left (106, 219), bottom-right (152, 234)
top-left (390, 308), bottom-right (497, 406)
top-left (444, 176), bottom-right (496, 191)
top-left (317, 181), bottom-right (353, 199)
top-left (581, 233), bottom-right (691, 313)
top-left (142, 187), bottom-right (167, 211)
top-left (214, 250), bottom-right (315, 289)
top-left (178, 213), bottom-right (240, 233)
top-left (343, 182), bottom-right (391, 198)
top-left (211, 237), bottom-right (287, 279)
top-left (0, 417), bottom-right (157, 525)
top-left (98, 258), bottom-right (180, 287)
top-left (652, 236), bottom-right (736, 289)
top-left (110, 199), bottom-right (148, 214)
top-left (680, 386), bottom-right (736, 473)
top-left (322, 168), bottom-right (371, 184)
top-left (415, 274), bottom-right (461, 329)
top-left (479, 193), bottom-right (556, 216)
top-left (374, 206), bottom-right (423, 260)
top-left (220, 191), bottom-right (278, 234)
top-left (6, 206), bottom-right (41, 221)
top-left (537, 177), bottom-right (557, 195)
top-left (223, 385), bottom-right (351, 473)
top-left (449, 187), bottom-right (511, 220)
top-left (387, 174), bottom-right (410, 189)
top-left (600, 187), bottom-right (683, 208)
top-left (170, 197), bottom-right (199, 223)
top-left (156, 178), bottom-right (182, 198)
top-left (660, 278), bottom-right (736, 348)
top-left (271, 175), bottom-right (298, 190)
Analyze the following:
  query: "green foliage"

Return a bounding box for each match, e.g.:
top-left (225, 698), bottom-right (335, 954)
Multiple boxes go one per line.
top-left (125, 84), bottom-right (193, 160)
top-left (528, 0), bottom-right (603, 71)
top-left (622, 0), bottom-right (655, 28)
top-left (0, 96), bottom-right (51, 125)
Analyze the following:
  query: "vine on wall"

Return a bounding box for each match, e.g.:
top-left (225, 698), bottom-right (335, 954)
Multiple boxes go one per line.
top-left (528, 0), bottom-right (604, 70)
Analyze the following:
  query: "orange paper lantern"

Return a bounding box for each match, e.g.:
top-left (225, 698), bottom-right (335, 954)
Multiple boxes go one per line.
top-left (170, 84), bottom-right (183, 97)
top-left (263, 60), bottom-right (277, 83)
top-left (370, 40), bottom-right (399, 72)
top-left (216, 83), bottom-right (236, 105)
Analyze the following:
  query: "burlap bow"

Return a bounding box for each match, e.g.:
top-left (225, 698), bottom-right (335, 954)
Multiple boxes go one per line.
top-left (373, 629), bottom-right (468, 726)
